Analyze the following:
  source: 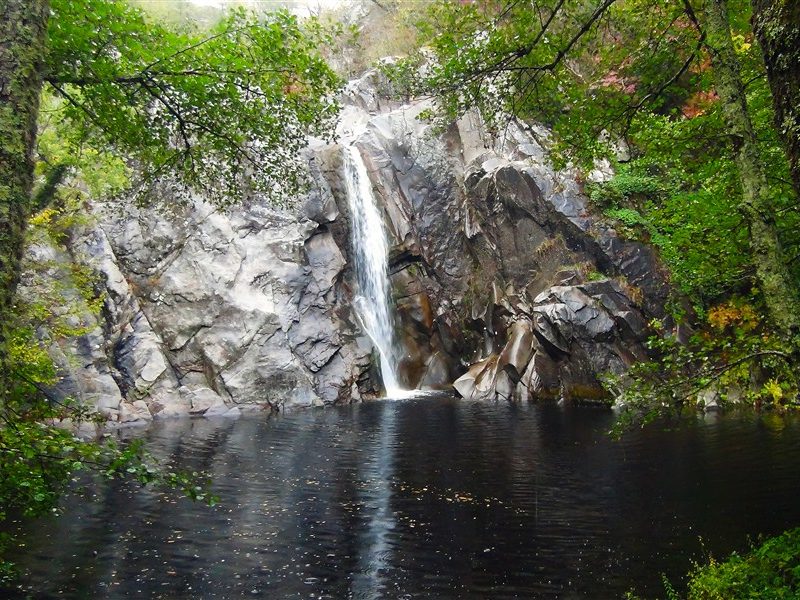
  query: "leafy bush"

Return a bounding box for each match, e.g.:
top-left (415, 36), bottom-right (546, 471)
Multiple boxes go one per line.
top-left (687, 528), bottom-right (800, 599)
top-left (588, 170), bottom-right (664, 209)
top-left (605, 207), bottom-right (648, 227)
top-left (606, 296), bottom-right (800, 435)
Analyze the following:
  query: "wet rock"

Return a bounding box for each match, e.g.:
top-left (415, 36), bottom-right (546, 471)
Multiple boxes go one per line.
top-left (119, 400), bottom-right (153, 423)
top-left (418, 351), bottom-right (452, 390)
top-left (451, 278), bottom-right (651, 402)
top-left (498, 320), bottom-right (535, 382)
top-left (519, 348), bottom-right (562, 401)
top-left (453, 355), bottom-right (501, 402)
top-left (149, 392), bottom-right (192, 419)
top-left (187, 387), bottom-right (224, 415)
top-left (697, 386), bottom-right (721, 410)
top-left (204, 402), bottom-right (241, 418)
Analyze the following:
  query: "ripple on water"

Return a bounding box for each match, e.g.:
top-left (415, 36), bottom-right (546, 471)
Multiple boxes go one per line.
top-left (7, 397), bottom-right (800, 599)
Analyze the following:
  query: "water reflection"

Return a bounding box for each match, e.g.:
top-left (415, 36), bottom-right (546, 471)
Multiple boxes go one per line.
top-left (8, 398), bottom-right (800, 599)
top-left (351, 400), bottom-right (396, 598)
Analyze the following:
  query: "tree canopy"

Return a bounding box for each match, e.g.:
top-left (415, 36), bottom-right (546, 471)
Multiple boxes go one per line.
top-left (44, 0), bottom-right (341, 206)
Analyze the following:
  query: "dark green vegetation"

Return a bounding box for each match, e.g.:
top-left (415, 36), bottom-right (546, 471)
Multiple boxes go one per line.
top-left (688, 529), bottom-right (800, 600)
top-left (626, 527), bottom-right (800, 599)
top-left (686, 527), bottom-right (800, 599)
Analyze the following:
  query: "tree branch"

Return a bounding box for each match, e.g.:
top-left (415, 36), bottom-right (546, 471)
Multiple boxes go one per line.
top-left (677, 350), bottom-right (791, 403)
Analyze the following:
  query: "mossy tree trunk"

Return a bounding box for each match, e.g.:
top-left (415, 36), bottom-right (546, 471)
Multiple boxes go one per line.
top-left (704, 0), bottom-right (800, 339)
top-left (752, 0), bottom-right (800, 199)
top-left (0, 0), bottom-right (50, 400)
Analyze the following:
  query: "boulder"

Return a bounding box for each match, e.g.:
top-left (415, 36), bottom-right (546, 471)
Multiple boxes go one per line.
top-left (119, 400), bottom-right (153, 423)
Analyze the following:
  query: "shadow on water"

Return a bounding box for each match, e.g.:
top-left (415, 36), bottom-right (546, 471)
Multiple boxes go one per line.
top-left (8, 396), bottom-right (800, 599)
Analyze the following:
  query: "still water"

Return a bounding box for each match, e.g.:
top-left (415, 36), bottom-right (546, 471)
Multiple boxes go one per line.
top-left (9, 396), bottom-right (800, 599)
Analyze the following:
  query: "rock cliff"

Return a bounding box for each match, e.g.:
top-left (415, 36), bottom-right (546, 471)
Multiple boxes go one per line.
top-left (23, 70), bottom-right (671, 422)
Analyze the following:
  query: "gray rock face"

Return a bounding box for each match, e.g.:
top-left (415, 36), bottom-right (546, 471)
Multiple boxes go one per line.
top-left (330, 71), bottom-right (668, 402)
top-left (26, 69), bottom-right (670, 418)
top-left (24, 181), bottom-right (372, 423)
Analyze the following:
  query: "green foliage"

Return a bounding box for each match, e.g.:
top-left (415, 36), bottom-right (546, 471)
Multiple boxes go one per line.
top-left (607, 298), bottom-right (800, 435)
top-left (20, 199), bottom-right (105, 339)
top-left (604, 207), bottom-right (648, 228)
top-left (36, 92), bottom-right (131, 199)
top-left (588, 171), bottom-right (664, 209)
top-left (45, 0), bottom-right (342, 206)
top-left (686, 528), bottom-right (800, 599)
top-left (590, 160), bottom-right (753, 307)
top-left (587, 167), bottom-right (666, 237)
top-left (626, 528), bottom-right (800, 599)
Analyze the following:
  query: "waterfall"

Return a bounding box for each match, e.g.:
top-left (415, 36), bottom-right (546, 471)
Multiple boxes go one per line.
top-left (342, 144), bottom-right (404, 396)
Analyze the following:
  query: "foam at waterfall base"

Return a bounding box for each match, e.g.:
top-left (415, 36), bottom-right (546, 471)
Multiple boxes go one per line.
top-left (382, 389), bottom-right (445, 400)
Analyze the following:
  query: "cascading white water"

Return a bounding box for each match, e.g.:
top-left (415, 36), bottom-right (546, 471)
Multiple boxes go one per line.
top-left (342, 144), bottom-right (404, 396)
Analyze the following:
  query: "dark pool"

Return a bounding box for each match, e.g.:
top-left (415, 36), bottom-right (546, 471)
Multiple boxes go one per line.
top-left (8, 395), bottom-right (800, 598)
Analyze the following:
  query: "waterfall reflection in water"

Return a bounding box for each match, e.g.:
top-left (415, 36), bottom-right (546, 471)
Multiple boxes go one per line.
top-left (9, 398), bottom-right (800, 599)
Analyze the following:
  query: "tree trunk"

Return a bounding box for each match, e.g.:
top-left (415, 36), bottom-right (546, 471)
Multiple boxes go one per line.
top-left (0, 0), bottom-right (49, 400)
top-left (704, 0), bottom-right (800, 339)
top-left (752, 0), bottom-right (800, 199)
